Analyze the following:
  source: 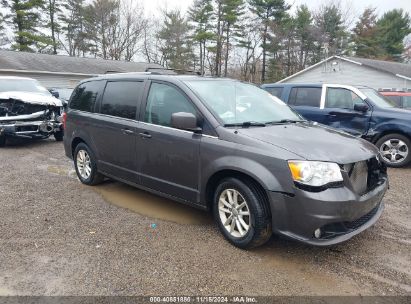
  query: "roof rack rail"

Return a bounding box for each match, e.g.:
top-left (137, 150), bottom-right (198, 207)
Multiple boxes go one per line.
top-left (145, 67), bottom-right (202, 76)
top-left (104, 71), bottom-right (151, 75)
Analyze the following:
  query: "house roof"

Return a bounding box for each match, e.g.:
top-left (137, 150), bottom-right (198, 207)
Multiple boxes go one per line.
top-left (278, 55), bottom-right (411, 83)
top-left (345, 56), bottom-right (411, 79)
top-left (0, 50), bottom-right (163, 75)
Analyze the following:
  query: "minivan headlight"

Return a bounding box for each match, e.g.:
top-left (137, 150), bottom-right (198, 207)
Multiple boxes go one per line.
top-left (288, 160), bottom-right (343, 187)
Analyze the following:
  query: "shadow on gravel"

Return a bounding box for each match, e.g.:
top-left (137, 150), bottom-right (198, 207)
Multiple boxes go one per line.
top-left (3, 137), bottom-right (58, 148)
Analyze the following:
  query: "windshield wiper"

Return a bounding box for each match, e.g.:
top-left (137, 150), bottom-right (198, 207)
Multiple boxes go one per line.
top-left (266, 119), bottom-right (305, 124)
top-left (224, 121), bottom-right (266, 128)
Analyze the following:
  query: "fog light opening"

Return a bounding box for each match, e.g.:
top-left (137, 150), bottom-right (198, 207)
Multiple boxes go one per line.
top-left (314, 228), bottom-right (322, 239)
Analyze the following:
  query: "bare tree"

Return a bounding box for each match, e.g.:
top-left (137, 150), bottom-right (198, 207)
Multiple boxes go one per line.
top-left (105, 0), bottom-right (147, 61)
top-left (237, 20), bottom-right (262, 82)
top-left (142, 17), bottom-right (166, 66)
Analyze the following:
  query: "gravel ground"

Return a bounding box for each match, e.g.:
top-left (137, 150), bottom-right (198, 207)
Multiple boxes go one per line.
top-left (0, 138), bottom-right (410, 296)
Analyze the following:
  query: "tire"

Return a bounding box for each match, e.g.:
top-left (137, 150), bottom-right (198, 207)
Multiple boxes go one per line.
top-left (73, 143), bottom-right (104, 185)
top-left (54, 130), bottom-right (64, 142)
top-left (213, 177), bottom-right (272, 249)
top-left (0, 134), bottom-right (6, 147)
top-left (376, 133), bottom-right (411, 168)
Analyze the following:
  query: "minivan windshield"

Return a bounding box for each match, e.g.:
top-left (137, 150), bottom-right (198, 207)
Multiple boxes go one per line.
top-left (360, 88), bottom-right (395, 108)
top-left (0, 79), bottom-right (51, 95)
top-left (184, 80), bottom-right (303, 125)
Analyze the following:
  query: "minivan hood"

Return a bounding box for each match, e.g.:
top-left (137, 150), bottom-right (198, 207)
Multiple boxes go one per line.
top-left (238, 122), bottom-right (378, 164)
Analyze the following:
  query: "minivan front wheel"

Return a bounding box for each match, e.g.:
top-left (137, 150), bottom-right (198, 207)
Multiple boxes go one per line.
top-left (376, 134), bottom-right (411, 167)
top-left (74, 143), bottom-right (104, 185)
top-left (213, 178), bottom-right (272, 249)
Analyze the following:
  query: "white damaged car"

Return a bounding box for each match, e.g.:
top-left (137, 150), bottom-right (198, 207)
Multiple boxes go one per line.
top-left (0, 76), bottom-right (64, 147)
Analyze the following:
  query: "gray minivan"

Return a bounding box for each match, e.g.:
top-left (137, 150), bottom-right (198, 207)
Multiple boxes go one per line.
top-left (63, 73), bottom-right (388, 248)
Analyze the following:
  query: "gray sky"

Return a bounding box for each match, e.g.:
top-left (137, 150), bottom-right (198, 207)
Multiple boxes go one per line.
top-left (140, 0), bottom-right (411, 17)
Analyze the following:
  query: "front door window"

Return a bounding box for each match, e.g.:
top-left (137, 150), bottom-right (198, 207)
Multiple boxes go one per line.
top-left (144, 83), bottom-right (197, 127)
top-left (325, 87), bottom-right (364, 109)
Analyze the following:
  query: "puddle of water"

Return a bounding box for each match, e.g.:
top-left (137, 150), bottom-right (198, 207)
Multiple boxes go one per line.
top-left (93, 182), bottom-right (213, 225)
top-left (43, 165), bottom-right (77, 179)
top-left (253, 248), bottom-right (362, 295)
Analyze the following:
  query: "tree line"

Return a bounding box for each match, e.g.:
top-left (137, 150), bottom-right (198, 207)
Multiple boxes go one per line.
top-left (1, 0), bottom-right (410, 83)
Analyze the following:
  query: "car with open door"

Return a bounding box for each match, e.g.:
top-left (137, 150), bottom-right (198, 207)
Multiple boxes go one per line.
top-left (262, 83), bottom-right (411, 168)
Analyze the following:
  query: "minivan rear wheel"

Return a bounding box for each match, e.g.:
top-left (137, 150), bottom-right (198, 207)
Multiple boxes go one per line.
top-left (74, 143), bottom-right (104, 185)
top-left (376, 134), bottom-right (411, 168)
top-left (213, 177), bottom-right (272, 249)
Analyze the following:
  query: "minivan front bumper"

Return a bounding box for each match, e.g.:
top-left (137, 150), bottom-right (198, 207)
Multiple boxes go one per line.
top-left (268, 177), bottom-right (388, 246)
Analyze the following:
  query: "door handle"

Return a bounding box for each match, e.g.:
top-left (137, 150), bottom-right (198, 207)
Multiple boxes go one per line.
top-left (122, 128), bottom-right (134, 135)
top-left (139, 132), bottom-right (152, 139)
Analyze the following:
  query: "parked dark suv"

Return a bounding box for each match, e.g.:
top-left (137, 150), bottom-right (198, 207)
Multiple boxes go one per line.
top-left (64, 74), bottom-right (388, 248)
top-left (262, 83), bottom-right (411, 167)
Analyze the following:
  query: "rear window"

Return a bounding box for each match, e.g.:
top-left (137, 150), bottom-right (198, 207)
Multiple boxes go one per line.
top-left (70, 81), bottom-right (104, 112)
top-left (289, 87), bottom-right (321, 107)
top-left (265, 87), bottom-right (283, 99)
top-left (101, 81), bottom-right (143, 119)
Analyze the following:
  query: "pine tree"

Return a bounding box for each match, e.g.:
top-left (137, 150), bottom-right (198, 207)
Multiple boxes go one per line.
top-left (377, 9), bottom-right (411, 60)
top-left (221, 0), bottom-right (245, 77)
top-left (83, 0), bottom-right (119, 59)
top-left (314, 3), bottom-right (348, 58)
top-left (0, 12), bottom-right (7, 46)
top-left (188, 0), bottom-right (215, 75)
top-left (248, 0), bottom-right (289, 82)
top-left (158, 10), bottom-right (194, 70)
top-left (45, 0), bottom-right (62, 54)
top-left (294, 5), bottom-right (314, 69)
top-left (59, 0), bottom-right (87, 56)
top-left (214, 0), bottom-right (224, 76)
top-left (2, 0), bottom-right (53, 52)
top-left (352, 8), bottom-right (382, 59)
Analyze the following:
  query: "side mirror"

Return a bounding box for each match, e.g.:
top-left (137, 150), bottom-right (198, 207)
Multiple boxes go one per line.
top-left (171, 112), bottom-right (202, 133)
top-left (354, 103), bottom-right (368, 112)
top-left (50, 90), bottom-right (59, 98)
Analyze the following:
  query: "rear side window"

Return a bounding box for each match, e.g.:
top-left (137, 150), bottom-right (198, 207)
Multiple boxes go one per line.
top-left (289, 87), bottom-right (321, 107)
top-left (70, 81), bottom-right (104, 112)
top-left (265, 87), bottom-right (283, 99)
top-left (101, 81), bottom-right (143, 119)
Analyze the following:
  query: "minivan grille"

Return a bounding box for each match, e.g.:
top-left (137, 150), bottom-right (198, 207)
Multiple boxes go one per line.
top-left (349, 161), bottom-right (368, 195)
top-left (320, 203), bottom-right (381, 239)
top-left (347, 157), bottom-right (386, 196)
top-left (343, 205), bottom-right (379, 230)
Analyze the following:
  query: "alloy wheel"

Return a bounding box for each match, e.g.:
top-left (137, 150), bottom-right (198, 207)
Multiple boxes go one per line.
top-left (218, 189), bottom-right (251, 238)
top-left (76, 149), bottom-right (92, 180)
top-left (380, 139), bottom-right (409, 164)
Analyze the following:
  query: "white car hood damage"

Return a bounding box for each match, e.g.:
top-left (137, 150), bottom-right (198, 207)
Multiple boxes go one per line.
top-left (0, 91), bottom-right (63, 107)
